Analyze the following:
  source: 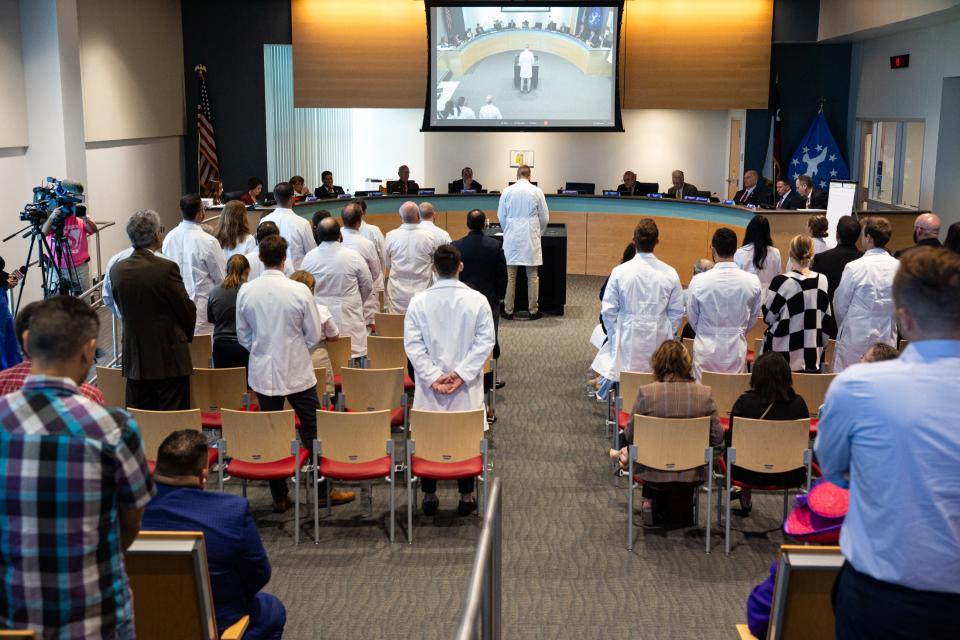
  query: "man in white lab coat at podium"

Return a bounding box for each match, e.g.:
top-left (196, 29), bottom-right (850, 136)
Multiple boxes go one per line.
top-left (518, 46), bottom-right (535, 93)
top-left (404, 244), bottom-right (495, 515)
top-left (497, 165), bottom-right (549, 319)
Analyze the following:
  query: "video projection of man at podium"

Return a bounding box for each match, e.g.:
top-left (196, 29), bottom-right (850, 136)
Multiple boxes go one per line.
top-left (518, 45), bottom-right (536, 93)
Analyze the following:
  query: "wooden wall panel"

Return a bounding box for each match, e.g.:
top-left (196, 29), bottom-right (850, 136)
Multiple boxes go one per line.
top-left (292, 0), bottom-right (426, 108)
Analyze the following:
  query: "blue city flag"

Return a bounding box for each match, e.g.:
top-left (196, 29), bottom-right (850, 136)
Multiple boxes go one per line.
top-left (788, 112), bottom-right (849, 189)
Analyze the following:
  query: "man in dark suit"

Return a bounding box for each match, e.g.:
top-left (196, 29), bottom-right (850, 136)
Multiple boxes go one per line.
top-left (733, 170), bottom-right (774, 207)
top-left (313, 170), bottom-right (345, 198)
top-left (449, 166), bottom-right (483, 193)
top-left (812, 215), bottom-right (863, 304)
top-left (142, 430), bottom-right (286, 640)
top-left (617, 171), bottom-right (646, 196)
top-left (666, 170), bottom-right (699, 198)
top-left (773, 178), bottom-right (803, 209)
top-left (386, 165), bottom-right (420, 195)
top-left (796, 174), bottom-right (828, 209)
top-left (894, 213), bottom-right (941, 258)
top-left (110, 209), bottom-right (196, 410)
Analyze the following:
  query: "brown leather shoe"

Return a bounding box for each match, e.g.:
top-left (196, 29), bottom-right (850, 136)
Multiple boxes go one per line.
top-left (272, 497), bottom-right (293, 513)
top-left (319, 489), bottom-right (356, 507)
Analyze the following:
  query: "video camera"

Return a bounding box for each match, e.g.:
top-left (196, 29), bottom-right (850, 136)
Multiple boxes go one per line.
top-left (20, 177), bottom-right (87, 226)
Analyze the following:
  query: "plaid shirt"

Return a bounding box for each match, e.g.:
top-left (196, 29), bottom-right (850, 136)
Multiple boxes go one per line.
top-left (0, 360), bottom-right (105, 404)
top-left (0, 375), bottom-right (154, 639)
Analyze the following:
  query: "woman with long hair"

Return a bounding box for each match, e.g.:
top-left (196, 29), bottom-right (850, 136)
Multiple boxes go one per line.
top-left (735, 214), bottom-right (782, 291)
top-left (762, 235), bottom-right (833, 371)
top-left (207, 254), bottom-right (251, 374)
top-left (289, 270), bottom-right (340, 396)
top-left (727, 352), bottom-right (810, 514)
top-left (807, 214), bottom-right (829, 255)
top-left (216, 200), bottom-right (257, 260)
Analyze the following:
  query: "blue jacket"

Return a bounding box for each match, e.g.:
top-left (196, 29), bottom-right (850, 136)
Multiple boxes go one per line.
top-left (142, 483), bottom-right (271, 633)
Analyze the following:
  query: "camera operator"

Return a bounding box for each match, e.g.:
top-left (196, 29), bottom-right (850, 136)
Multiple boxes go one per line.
top-left (41, 201), bottom-right (97, 298)
top-left (0, 256), bottom-right (23, 369)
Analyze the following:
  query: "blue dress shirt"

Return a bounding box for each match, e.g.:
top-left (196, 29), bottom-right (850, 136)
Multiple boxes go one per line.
top-left (815, 340), bottom-right (960, 593)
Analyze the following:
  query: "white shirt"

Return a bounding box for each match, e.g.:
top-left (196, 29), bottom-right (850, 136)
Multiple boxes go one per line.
top-left (360, 220), bottom-right (386, 272)
top-left (734, 243), bottom-right (782, 291)
top-left (259, 207), bottom-right (317, 269)
top-left (479, 104), bottom-right (502, 119)
top-left (236, 269), bottom-right (322, 396)
top-left (301, 242), bottom-right (374, 358)
top-left (162, 220), bottom-right (227, 334)
top-left (102, 247), bottom-right (172, 318)
top-left (812, 237), bottom-right (829, 255)
top-left (456, 106), bottom-right (477, 119)
top-left (342, 227), bottom-right (383, 323)
top-left (313, 302), bottom-right (340, 342)
top-left (244, 250), bottom-right (294, 280)
top-left (600, 253), bottom-right (684, 379)
top-left (419, 219), bottom-right (452, 248)
top-left (832, 248), bottom-right (900, 373)
top-left (404, 279), bottom-right (496, 413)
top-left (687, 262), bottom-right (762, 379)
top-left (496, 179), bottom-right (549, 266)
top-left (223, 234), bottom-right (257, 261)
top-left (518, 49), bottom-right (535, 78)
top-left (384, 223), bottom-right (436, 313)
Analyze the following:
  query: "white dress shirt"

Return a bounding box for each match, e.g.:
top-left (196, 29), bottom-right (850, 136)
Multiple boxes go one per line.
top-left (342, 227), bottom-right (383, 324)
top-left (223, 234), bottom-right (257, 261)
top-left (244, 250), bottom-right (294, 280)
top-left (734, 243), bottom-right (782, 292)
top-left (832, 248), bottom-right (899, 373)
top-left (687, 262), bottom-right (762, 379)
top-left (404, 279), bottom-right (495, 413)
top-left (496, 178), bottom-right (549, 266)
top-left (301, 242), bottom-right (373, 358)
top-left (384, 223), bottom-right (436, 313)
top-left (259, 207), bottom-right (317, 269)
top-left (236, 269), bottom-right (322, 396)
top-left (102, 247), bottom-right (172, 318)
top-left (419, 219), bottom-right (452, 247)
top-left (162, 220), bottom-right (227, 335)
top-left (600, 253), bottom-right (684, 379)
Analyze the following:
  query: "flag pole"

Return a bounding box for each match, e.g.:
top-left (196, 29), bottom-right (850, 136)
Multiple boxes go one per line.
top-left (195, 65), bottom-right (206, 190)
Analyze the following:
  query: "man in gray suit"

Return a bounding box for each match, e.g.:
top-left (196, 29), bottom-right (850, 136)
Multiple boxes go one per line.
top-left (666, 170), bottom-right (699, 199)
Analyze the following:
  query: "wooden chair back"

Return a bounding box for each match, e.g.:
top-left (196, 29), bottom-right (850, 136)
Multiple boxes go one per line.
top-left (753, 337), bottom-right (764, 356)
top-left (125, 531), bottom-right (219, 640)
top-left (374, 312), bottom-right (405, 337)
top-left (792, 372), bottom-right (836, 417)
top-left (770, 545), bottom-right (843, 640)
top-left (618, 371), bottom-right (656, 412)
top-left (410, 409), bottom-right (485, 462)
top-left (367, 335), bottom-right (407, 369)
top-left (316, 409), bottom-right (391, 464)
top-left (822, 339), bottom-right (836, 372)
top-left (746, 319), bottom-right (766, 351)
top-left (325, 337), bottom-right (353, 377)
top-left (682, 337), bottom-right (694, 357)
top-left (0, 631), bottom-right (36, 639)
top-left (731, 418), bottom-right (810, 474)
top-left (189, 334), bottom-right (213, 369)
top-left (898, 339), bottom-right (909, 353)
top-left (340, 367), bottom-right (404, 411)
top-left (631, 416), bottom-right (711, 472)
top-left (96, 366), bottom-right (126, 408)
top-left (220, 409), bottom-right (296, 462)
top-left (285, 368), bottom-right (328, 410)
top-left (128, 409), bottom-right (202, 462)
top-left (191, 367), bottom-right (247, 412)
top-left (701, 371), bottom-right (751, 417)
top-left (482, 352), bottom-right (494, 375)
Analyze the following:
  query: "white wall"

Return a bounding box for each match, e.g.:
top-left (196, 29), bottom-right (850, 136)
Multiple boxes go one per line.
top-left (819, 0), bottom-right (960, 40)
top-left (932, 78), bottom-right (960, 226)
top-left (0, 0), bottom-right (28, 148)
top-left (350, 109), bottom-right (426, 193)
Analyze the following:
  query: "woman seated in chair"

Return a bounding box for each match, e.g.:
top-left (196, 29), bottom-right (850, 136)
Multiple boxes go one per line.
top-left (727, 352), bottom-right (809, 516)
top-left (610, 340), bottom-right (722, 527)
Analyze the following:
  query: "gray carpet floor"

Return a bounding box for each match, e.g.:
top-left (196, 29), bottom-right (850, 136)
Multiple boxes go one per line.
top-left (239, 275), bottom-right (793, 639)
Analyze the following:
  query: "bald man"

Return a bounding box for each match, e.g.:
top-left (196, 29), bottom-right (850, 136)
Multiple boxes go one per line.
top-left (617, 171), bottom-right (646, 196)
top-left (418, 202), bottom-right (452, 248)
top-left (384, 202), bottom-right (436, 313)
top-left (666, 170), bottom-right (698, 199)
top-left (387, 165), bottom-right (420, 195)
top-left (894, 213), bottom-right (941, 258)
top-left (733, 170), bottom-right (773, 207)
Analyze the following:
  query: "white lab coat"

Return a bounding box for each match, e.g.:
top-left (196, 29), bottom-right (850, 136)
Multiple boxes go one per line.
top-left (734, 244), bottom-right (782, 293)
top-left (404, 279), bottom-right (495, 413)
top-left (456, 106), bottom-right (477, 119)
top-left (223, 234), bottom-right (257, 261)
top-left (600, 253), bottom-right (684, 380)
top-left (301, 242), bottom-right (374, 358)
top-left (244, 250), bottom-right (294, 280)
top-left (687, 262), bottom-right (762, 379)
top-left (259, 207), bottom-right (317, 269)
top-left (360, 220), bottom-right (386, 270)
top-left (832, 248), bottom-right (900, 373)
top-left (162, 220), bottom-right (228, 335)
top-left (236, 269), bottom-right (322, 397)
top-left (342, 228), bottom-right (383, 324)
top-left (102, 247), bottom-right (172, 318)
top-left (496, 179), bottom-right (549, 266)
top-left (384, 223), bottom-right (436, 313)
top-left (479, 104), bottom-right (502, 119)
top-left (518, 49), bottom-right (535, 79)
top-left (420, 219), bottom-right (452, 247)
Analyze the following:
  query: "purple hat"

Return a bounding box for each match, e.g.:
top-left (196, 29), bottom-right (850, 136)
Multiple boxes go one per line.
top-left (783, 481), bottom-right (849, 544)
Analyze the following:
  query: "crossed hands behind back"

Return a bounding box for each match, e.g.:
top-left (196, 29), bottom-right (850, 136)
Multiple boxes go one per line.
top-left (431, 371), bottom-right (464, 395)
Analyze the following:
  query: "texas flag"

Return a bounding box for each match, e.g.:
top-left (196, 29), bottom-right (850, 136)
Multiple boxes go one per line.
top-left (789, 112), bottom-right (849, 189)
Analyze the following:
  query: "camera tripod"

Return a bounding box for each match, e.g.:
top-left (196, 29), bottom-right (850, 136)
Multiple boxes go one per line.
top-left (3, 215), bottom-right (83, 317)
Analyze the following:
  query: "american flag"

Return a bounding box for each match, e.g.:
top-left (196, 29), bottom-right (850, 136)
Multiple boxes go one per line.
top-left (195, 65), bottom-right (220, 187)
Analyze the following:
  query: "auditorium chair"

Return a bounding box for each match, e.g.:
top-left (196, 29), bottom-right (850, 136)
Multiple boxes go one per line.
top-left (127, 408), bottom-right (216, 472)
top-left (314, 409), bottom-right (396, 543)
top-left (635, 182), bottom-right (659, 197)
top-left (190, 334), bottom-right (214, 369)
top-left (626, 416), bottom-right (715, 553)
top-left (745, 320), bottom-right (767, 368)
top-left (338, 367), bottom-right (408, 436)
top-left (406, 408), bottom-right (488, 543)
top-left (325, 336), bottom-right (353, 391)
top-left (682, 337), bottom-right (694, 357)
top-left (559, 181), bottom-right (595, 195)
top-left (191, 367), bottom-right (250, 430)
top-left (218, 409), bottom-right (313, 544)
top-left (613, 371), bottom-right (656, 465)
top-left (821, 339), bottom-right (836, 373)
top-left (374, 312), bottom-right (405, 337)
top-left (482, 353), bottom-right (497, 424)
top-left (125, 531), bottom-right (249, 639)
top-left (721, 418), bottom-right (813, 554)
top-left (792, 373), bottom-right (836, 419)
top-left (735, 545), bottom-right (842, 639)
top-left (0, 631), bottom-right (36, 638)
top-left (898, 339), bottom-right (909, 353)
top-left (96, 365), bottom-right (126, 408)
top-left (284, 368), bottom-right (331, 414)
top-left (366, 335), bottom-right (414, 390)
top-left (700, 371), bottom-right (752, 431)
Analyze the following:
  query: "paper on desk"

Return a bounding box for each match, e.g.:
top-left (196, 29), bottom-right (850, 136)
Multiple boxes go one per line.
top-left (590, 323), bottom-right (606, 349)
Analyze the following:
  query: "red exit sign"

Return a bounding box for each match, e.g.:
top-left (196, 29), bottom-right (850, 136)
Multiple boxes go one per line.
top-left (890, 54), bottom-right (910, 69)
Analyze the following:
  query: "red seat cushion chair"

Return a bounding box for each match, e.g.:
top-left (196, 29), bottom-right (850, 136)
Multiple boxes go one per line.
top-left (410, 455), bottom-right (483, 480)
top-left (226, 448), bottom-right (310, 481)
top-left (319, 455), bottom-right (392, 482)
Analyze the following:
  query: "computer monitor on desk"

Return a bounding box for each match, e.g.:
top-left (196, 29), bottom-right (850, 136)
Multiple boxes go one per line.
top-left (561, 182), bottom-right (596, 195)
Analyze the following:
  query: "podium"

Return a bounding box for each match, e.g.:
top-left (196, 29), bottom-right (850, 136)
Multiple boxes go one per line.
top-left (486, 223), bottom-right (566, 315)
top-left (513, 55), bottom-right (540, 90)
